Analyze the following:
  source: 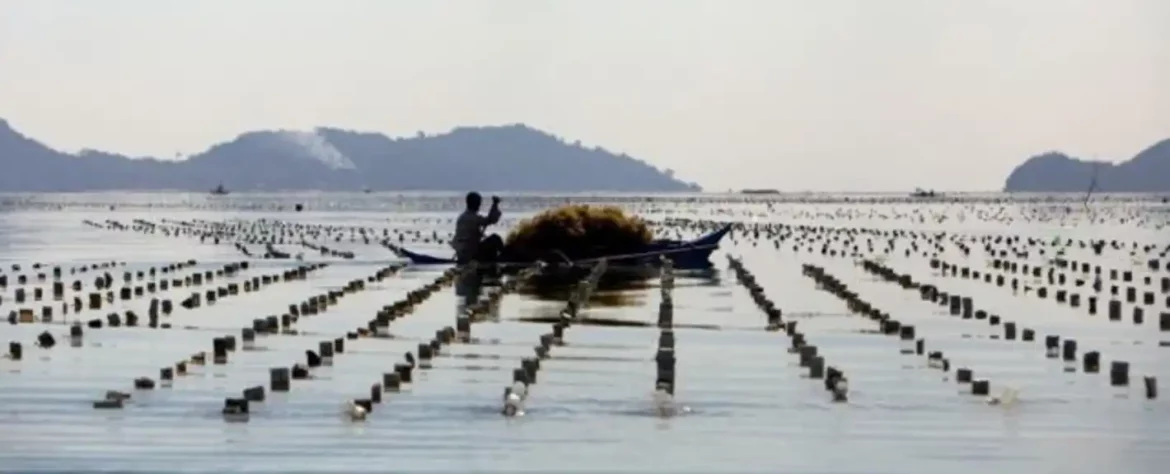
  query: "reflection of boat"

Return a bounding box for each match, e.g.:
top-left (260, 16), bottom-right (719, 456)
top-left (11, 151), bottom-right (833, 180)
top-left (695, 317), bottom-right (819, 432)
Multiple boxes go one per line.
top-left (210, 183), bottom-right (229, 195)
top-left (396, 224), bottom-right (732, 271)
top-left (910, 188), bottom-right (939, 199)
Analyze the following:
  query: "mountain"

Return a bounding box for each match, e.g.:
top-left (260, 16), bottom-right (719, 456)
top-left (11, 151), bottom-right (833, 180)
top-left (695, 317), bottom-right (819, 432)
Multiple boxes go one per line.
top-left (1003, 139), bottom-right (1170, 192)
top-left (0, 118), bottom-right (700, 192)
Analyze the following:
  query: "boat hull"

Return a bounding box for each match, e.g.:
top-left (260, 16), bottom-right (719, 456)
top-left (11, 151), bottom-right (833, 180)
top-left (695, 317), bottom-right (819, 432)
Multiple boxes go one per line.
top-left (395, 224), bottom-right (731, 271)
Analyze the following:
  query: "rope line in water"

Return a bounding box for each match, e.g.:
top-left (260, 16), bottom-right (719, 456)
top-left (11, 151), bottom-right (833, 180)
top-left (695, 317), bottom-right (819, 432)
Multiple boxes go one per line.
top-left (539, 242), bottom-right (721, 268)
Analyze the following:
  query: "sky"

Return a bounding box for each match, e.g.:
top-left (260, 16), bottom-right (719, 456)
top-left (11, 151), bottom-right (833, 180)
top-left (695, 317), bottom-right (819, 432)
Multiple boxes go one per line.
top-left (1, 0), bottom-right (1167, 192)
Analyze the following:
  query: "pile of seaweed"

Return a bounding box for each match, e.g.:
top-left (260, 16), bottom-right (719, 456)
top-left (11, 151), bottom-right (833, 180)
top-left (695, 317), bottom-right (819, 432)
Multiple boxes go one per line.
top-left (503, 204), bottom-right (653, 264)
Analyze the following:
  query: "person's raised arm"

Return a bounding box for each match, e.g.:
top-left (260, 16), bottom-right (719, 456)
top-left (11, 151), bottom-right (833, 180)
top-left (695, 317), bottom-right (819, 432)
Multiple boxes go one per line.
top-left (484, 196), bottom-right (502, 226)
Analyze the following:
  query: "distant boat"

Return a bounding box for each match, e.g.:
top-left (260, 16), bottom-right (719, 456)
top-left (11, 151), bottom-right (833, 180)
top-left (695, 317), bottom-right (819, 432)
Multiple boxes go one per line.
top-left (740, 188), bottom-right (780, 195)
top-left (910, 188), bottom-right (940, 199)
top-left (210, 183), bottom-right (229, 195)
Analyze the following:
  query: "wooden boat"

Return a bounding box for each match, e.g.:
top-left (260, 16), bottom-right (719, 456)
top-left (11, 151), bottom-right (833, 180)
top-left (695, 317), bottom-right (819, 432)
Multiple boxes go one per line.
top-left (393, 223), bottom-right (733, 272)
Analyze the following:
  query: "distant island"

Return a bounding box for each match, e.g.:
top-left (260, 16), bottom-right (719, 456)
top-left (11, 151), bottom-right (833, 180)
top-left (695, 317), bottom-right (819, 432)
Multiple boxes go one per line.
top-left (1003, 138), bottom-right (1170, 192)
top-left (0, 118), bottom-right (700, 192)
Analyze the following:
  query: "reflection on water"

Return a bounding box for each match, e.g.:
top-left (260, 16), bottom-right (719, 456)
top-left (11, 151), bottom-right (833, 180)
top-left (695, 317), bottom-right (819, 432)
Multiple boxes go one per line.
top-left (519, 267), bottom-right (720, 309)
top-left (454, 270), bottom-right (484, 308)
top-left (454, 270), bottom-right (502, 320)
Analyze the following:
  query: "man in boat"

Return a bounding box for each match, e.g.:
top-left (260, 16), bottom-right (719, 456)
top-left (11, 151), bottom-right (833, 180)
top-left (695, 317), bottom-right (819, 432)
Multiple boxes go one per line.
top-left (452, 192), bottom-right (503, 265)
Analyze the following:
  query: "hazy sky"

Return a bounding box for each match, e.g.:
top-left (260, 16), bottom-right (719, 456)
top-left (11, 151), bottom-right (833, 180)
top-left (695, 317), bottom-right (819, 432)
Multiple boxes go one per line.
top-left (1, 0), bottom-right (1167, 191)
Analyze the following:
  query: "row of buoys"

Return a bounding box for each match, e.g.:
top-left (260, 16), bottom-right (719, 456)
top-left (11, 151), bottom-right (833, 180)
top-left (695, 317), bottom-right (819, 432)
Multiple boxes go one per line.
top-left (123, 216), bottom-right (454, 250)
top-left (503, 260), bottom-right (606, 417)
top-left (84, 262), bottom-right (335, 409)
top-left (932, 256), bottom-right (1170, 330)
top-left (978, 252), bottom-right (1168, 294)
top-left (679, 212), bottom-right (1168, 292)
top-left (826, 261), bottom-right (1029, 400)
top-left (979, 234), bottom-right (1170, 266)
top-left (83, 218), bottom-right (359, 259)
top-left (5, 259), bottom-right (245, 323)
top-left (726, 256), bottom-right (848, 402)
top-left (861, 259), bottom-right (1158, 400)
top-left (299, 241), bottom-right (355, 259)
top-left (89, 262), bottom-right (389, 410)
top-left (983, 245), bottom-right (1170, 292)
top-left (977, 235), bottom-right (1167, 262)
top-left (6, 261), bottom-right (314, 363)
top-left (799, 263), bottom-right (1010, 400)
top-left (343, 263), bottom-right (543, 421)
top-left (674, 212), bottom-right (1166, 274)
top-left (171, 262), bottom-right (322, 311)
top-left (668, 213), bottom-right (1167, 277)
top-left (231, 263), bottom-right (415, 420)
top-left (1, 261), bottom-right (118, 274)
top-left (0, 261), bottom-right (124, 290)
top-left (337, 261), bottom-right (544, 422)
top-left (653, 258), bottom-right (679, 416)
top-left (222, 265), bottom-right (468, 421)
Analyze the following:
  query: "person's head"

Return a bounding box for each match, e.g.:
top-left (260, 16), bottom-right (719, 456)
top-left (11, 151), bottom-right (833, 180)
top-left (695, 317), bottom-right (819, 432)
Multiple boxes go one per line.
top-left (465, 191), bottom-right (482, 211)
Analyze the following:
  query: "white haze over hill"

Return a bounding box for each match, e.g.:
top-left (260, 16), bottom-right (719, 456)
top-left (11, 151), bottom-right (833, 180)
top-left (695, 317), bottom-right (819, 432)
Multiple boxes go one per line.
top-left (271, 130), bottom-right (356, 171)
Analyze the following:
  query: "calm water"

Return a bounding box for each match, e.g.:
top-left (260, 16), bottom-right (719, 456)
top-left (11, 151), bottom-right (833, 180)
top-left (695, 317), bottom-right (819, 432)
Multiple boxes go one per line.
top-left (1, 192), bottom-right (1168, 473)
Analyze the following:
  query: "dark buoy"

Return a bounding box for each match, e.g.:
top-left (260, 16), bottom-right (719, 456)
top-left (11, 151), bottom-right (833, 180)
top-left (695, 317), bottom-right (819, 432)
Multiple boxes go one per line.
top-left (1083, 351), bottom-right (1100, 373)
top-left (394, 363), bottom-right (413, 383)
top-left (808, 356), bottom-right (825, 379)
top-left (243, 385), bottom-right (265, 402)
top-left (270, 367), bottom-right (291, 391)
top-left (370, 384), bottom-right (383, 404)
top-left (512, 367), bottom-right (530, 386)
top-left (291, 364), bottom-right (309, 379)
top-left (319, 341), bottom-right (334, 365)
top-left (241, 328), bottom-right (256, 350)
top-left (212, 337), bottom-right (229, 364)
top-left (69, 323), bottom-right (83, 347)
top-left (1061, 339), bottom-right (1077, 363)
top-left (382, 372), bottom-right (401, 391)
top-left (37, 331), bottom-right (55, 349)
top-left (222, 398), bottom-right (249, 422)
top-left (1044, 335), bottom-right (1059, 358)
top-left (1110, 361), bottom-right (1130, 387)
top-left (798, 345), bottom-right (818, 367)
top-left (521, 357), bottom-right (539, 384)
